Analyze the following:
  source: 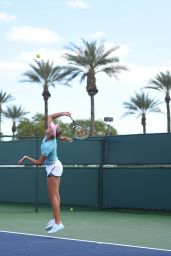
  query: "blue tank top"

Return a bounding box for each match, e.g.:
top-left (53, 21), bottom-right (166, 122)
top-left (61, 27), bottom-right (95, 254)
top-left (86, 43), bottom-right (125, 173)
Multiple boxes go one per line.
top-left (41, 137), bottom-right (58, 165)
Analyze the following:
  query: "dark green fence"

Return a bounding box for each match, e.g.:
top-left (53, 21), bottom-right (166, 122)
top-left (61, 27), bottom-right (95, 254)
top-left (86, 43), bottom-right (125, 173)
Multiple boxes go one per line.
top-left (104, 133), bottom-right (171, 164)
top-left (0, 133), bottom-right (171, 211)
top-left (103, 167), bottom-right (171, 209)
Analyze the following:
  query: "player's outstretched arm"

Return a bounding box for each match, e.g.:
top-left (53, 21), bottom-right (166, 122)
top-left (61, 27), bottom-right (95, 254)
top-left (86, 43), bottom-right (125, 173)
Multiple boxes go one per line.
top-left (18, 155), bottom-right (46, 165)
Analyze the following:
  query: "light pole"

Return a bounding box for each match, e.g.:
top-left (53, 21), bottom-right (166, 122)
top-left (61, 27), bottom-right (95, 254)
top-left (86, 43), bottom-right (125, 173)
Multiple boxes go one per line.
top-left (104, 117), bottom-right (113, 135)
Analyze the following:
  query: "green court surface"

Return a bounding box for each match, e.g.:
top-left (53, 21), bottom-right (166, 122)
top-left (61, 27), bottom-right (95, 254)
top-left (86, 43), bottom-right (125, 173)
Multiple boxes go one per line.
top-left (0, 203), bottom-right (171, 250)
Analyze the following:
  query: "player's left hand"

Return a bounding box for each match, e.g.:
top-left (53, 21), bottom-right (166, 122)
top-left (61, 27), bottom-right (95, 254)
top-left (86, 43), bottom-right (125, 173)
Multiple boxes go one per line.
top-left (18, 156), bottom-right (27, 164)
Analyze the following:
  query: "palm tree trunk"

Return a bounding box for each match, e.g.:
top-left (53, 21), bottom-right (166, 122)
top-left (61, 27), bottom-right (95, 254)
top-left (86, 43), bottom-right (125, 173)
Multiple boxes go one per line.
top-left (12, 121), bottom-right (16, 140)
top-left (90, 95), bottom-right (96, 136)
top-left (44, 98), bottom-right (48, 129)
top-left (42, 84), bottom-right (51, 129)
top-left (141, 113), bottom-right (146, 134)
top-left (87, 70), bottom-right (98, 137)
top-left (165, 92), bottom-right (171, 133)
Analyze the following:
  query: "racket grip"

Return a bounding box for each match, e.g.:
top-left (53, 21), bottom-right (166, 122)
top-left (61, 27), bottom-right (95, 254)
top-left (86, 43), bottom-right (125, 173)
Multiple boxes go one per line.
top-left (70, 116), bottom-right (74, 122)
top-left (68, 138), bottom-right (73, 143)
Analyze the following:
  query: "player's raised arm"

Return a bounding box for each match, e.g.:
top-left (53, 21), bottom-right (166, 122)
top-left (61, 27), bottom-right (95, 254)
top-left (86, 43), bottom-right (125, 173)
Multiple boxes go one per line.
top-left (48, 112), bottom-right (71, 126)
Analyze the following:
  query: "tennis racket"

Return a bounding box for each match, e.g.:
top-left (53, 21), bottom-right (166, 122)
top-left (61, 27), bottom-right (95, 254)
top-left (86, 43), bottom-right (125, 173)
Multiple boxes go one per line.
top-left (70, 116), bottom-right (90, 141)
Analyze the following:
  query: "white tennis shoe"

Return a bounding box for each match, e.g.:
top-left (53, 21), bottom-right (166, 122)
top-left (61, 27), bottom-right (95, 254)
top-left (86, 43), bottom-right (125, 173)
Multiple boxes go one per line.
top-left (45, 218), bottom-right (55, 230)
top-left (47, 223), bottom-right (64, 234)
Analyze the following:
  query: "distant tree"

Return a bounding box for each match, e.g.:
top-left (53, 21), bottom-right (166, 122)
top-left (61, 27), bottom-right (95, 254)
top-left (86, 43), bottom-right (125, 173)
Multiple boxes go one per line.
top-left (17, 114), bottom-right (45, 137)
top-left (59, 119), bottom-right (117, 137)
top-left (17, 118), bottom-right (34, 137)
top-left (123, 91), bottom-right (162, 134)
top-left (61, 39), bottom-right (127, 136)
top-left (0, 90), bottom-right (14, 135)
top-left (16, 114), bottom-right (117, 137)
top-left (3, 105), bottom-right (29, 138)
top-left (20, 59), bottom-right (67, 129)
top-left (144, 70), bottom-right (171, 133)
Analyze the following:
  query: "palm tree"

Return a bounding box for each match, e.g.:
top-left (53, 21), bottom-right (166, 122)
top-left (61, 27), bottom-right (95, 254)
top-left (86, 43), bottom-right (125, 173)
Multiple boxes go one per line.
top-left (0, 90), bottom-right (14, 135)
top-left (123, 91), bottom-right (162, 134)
top-left (61, 39), bottom-right (127, 136)
top-left (20, 59), bottom-right (65, 129)
top-left (144, 71), bottom-right (171, 133)
top-left (3, 105), bottom-right (29, 138)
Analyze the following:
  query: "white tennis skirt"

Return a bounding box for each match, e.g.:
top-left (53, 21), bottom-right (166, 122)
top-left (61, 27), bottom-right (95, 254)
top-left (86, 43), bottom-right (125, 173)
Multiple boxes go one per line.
top-left (45, 160), bottom-right (63, 177)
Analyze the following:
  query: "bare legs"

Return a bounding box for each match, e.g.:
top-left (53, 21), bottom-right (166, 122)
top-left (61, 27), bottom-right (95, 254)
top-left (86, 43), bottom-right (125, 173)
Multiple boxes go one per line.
top-left (47, 176), bottom-right (61, 224)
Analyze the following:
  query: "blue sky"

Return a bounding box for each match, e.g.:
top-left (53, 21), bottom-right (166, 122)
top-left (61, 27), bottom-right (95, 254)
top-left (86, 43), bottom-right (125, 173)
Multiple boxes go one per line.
top-left (0, 0), bottom-right (171, 135)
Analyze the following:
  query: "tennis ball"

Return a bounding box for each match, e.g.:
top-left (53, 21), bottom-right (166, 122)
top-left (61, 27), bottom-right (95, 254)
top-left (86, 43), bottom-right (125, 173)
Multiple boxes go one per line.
top-left (70, 207), bottom-right (74, 212)
top-left (36, 53), bottom-right (40, 58)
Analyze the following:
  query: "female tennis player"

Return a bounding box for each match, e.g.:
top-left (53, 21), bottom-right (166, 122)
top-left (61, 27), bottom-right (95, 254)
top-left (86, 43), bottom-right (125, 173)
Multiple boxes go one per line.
top-left (18, 111), bottom-right (72, 234)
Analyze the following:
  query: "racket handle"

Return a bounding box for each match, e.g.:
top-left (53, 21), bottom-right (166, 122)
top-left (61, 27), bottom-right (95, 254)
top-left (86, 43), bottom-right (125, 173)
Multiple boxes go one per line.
top-left (70, 116), bottom-right (74, 122)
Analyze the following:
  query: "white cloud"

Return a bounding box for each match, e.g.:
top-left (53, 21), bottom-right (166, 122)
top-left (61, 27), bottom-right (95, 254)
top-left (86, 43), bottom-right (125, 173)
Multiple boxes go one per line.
top-left (3, 1), bottom-right (13, 7)
top-left (7, 26), bottom-right (63, 44)
top-left (66, 0), bottom-right (89, 9)
top-left (92, 32), bottom-right (107, 38)
top-left (0, 12), bottom-right (15, 22)
top-left (118, 63), bottom-right (171, 86)
top-left (104, 42), bottom-right (130, 58)
top-left (0, 60), bottom-right (27, 73)
top-left (20, 48), bottom-right (67, 65)
top-left (0, 48), bottom-right (67, 75)
top-left (116, 44), bottom-right (130, 57)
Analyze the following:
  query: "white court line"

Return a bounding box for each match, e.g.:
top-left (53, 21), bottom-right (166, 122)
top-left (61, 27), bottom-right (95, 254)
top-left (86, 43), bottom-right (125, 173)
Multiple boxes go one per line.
top-left (0, 229), bottom-right (171, 253)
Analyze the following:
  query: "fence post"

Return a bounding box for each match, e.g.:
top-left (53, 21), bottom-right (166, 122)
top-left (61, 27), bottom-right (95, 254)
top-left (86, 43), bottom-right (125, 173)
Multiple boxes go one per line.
top-left (35, 138), bottom-right (39, 213)
top-left (98, 137), bottom-right (105, 210)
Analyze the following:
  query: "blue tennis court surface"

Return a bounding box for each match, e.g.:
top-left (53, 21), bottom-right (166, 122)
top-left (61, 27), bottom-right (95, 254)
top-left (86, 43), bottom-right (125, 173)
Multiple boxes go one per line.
top-left (0, 231), bottom-right (171, 256)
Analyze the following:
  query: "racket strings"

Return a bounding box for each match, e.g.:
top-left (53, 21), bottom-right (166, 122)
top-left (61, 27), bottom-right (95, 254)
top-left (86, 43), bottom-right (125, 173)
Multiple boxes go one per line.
top-left (74, 126), bottom-right (89, 140)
